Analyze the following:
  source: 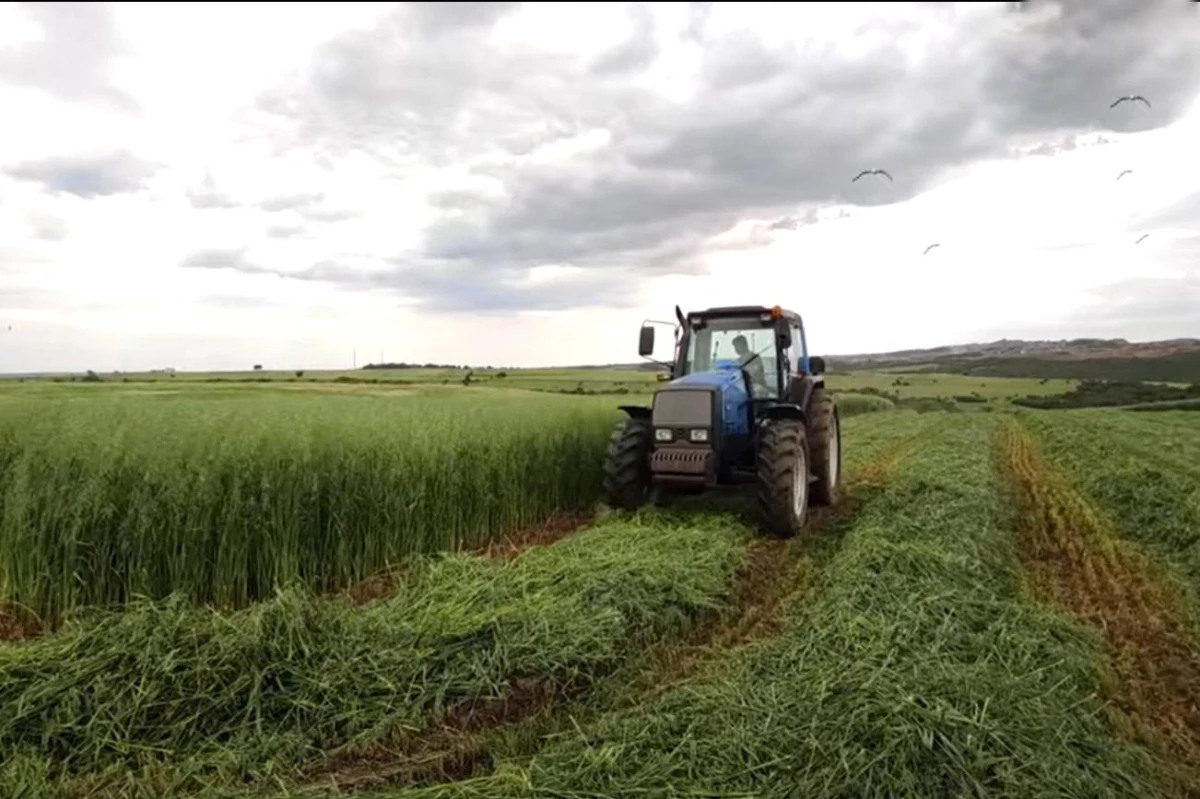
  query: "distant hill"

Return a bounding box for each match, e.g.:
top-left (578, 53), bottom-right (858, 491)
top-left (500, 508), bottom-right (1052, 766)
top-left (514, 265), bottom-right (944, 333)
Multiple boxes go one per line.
top-left (824, 338), bottom-right (1200, 383)
top-left (571, 338), bottom-right (1200, 383)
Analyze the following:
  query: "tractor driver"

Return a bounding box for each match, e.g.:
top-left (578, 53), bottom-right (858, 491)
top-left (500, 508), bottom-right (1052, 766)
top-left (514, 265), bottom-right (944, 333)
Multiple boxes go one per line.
top-left (732, 334), bottom-right (767, 393)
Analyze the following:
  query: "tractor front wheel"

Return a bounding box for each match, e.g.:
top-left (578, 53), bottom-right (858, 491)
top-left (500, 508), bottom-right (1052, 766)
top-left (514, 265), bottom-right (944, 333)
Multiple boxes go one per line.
top-left (602, 418), bottom-right (652, 510)
top-left (755, 419), bottom-right (811, 538)
top-left (808, 389), bottom-right (842, 507)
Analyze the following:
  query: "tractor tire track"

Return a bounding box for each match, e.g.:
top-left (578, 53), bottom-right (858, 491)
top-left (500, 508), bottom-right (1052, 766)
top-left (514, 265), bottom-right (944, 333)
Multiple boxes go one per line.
top-left (1000, 418), bottom-right (1200, 791)
top-left (284, 428), bottom-right (926, 796)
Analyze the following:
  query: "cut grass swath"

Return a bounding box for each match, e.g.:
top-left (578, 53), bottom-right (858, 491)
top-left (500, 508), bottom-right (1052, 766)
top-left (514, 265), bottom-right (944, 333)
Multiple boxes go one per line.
top-left (1019, 410), bottom-right (1200, 613)
top-left (389, 414), bottom-right (1164, 799)
top-left (1002, 417), bottom-right (1200, 791)
top-left (0, 512), bottom-right (745, 799)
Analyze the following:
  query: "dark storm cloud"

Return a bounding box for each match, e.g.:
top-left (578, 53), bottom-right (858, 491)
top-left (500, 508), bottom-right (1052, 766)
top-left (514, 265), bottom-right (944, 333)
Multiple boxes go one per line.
top-left (256, 0), bottom-right (1200, 313)
top-left (4, 150), bottom-right (160, 198)
top-left (0, 2), bottom-right (138, 112)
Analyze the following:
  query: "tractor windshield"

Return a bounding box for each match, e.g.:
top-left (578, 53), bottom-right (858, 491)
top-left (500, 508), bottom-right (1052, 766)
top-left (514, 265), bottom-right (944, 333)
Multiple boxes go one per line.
top-left (682, 320), bottom-right (781, 399)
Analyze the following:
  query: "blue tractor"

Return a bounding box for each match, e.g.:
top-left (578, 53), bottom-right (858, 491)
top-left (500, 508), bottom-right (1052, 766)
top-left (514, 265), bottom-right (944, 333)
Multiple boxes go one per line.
top-left (601, 304), bottom-right (842, 537)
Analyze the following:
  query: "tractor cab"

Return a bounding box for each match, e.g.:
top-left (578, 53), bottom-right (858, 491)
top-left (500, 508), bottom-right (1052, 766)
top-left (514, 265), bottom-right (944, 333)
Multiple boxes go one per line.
top-left (605, 304), bottom-right (841, 539)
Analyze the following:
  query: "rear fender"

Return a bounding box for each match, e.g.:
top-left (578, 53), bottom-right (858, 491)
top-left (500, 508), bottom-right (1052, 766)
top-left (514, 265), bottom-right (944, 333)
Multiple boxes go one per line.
top-left (618, 405), bottom-right (652, 421)
top-left (760, 402), bottom-right (806, 424)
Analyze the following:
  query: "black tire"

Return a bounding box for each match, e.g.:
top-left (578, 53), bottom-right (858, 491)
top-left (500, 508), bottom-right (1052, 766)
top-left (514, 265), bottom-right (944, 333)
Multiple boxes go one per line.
top-left (755, 419), bottom-right (811, 538)
top-left (808, 389), bottom-right (842, 507)
top-left (601, 418), bottom-right (651, 510)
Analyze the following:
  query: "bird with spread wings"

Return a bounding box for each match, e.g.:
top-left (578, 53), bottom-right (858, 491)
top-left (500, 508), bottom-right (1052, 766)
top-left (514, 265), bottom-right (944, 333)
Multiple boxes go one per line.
top-left (1110, 95), bottom-right (1150, 109)
top-left (852, 169), bottom-right (893, 182)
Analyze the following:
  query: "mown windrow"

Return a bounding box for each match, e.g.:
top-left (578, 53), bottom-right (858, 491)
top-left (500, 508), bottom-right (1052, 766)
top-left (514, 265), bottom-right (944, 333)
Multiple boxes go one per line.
top-left (1003, 417), bottom-right (1200, 790)
top-left (0, 513), bottom-right (744, 799)
top-left (0, 390), bottom-right (619, 620)
top-left (1019, 411), bottom-right (1200, 607)
top-left (387, 414), bottom-right (1164, 799)
top-left (269, 412), bottom-right (939, 796)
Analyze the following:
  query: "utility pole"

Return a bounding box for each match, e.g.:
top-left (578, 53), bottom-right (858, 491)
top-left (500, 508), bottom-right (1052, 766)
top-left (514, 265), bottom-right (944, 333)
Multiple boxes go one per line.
top-left (353, 349), bottom-right (357, 369)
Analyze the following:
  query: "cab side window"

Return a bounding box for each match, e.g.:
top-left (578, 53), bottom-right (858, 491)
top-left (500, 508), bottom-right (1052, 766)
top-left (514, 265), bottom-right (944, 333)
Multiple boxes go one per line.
top-left (790, 324), bottom-right (804, 374)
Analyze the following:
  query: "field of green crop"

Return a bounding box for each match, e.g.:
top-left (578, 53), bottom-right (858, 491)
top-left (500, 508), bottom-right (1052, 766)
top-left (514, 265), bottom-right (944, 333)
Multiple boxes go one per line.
top-left (2, 379), bottom-right (1199, 799)
top-left (0, 384), bottom-right (621, 618)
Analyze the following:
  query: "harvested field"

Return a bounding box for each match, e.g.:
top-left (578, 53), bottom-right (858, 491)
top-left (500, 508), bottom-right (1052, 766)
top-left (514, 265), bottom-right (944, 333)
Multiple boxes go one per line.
top-left (1000, 419), bottom-right (1200, 791)
top-left (381, 414), bottom-right (1169, 799)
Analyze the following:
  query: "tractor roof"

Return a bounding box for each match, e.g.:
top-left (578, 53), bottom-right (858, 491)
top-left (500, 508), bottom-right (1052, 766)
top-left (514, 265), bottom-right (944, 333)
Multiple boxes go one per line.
top-left (690, 305), bottom-right (803, 325)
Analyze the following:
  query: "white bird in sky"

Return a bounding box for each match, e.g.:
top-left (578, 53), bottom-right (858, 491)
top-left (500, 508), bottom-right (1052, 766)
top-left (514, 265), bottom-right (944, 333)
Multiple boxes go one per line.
top-left (1116, 169), bottom-right (1133, 180)
top-left (923, 243), bottom-right (941, 255)
top-left (1135, 234), bottom-right (1149, 244)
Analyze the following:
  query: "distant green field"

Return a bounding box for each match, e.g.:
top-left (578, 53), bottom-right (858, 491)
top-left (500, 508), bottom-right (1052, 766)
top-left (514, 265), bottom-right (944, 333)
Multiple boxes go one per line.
top-left (16, 365), bottom-right (1074, 404)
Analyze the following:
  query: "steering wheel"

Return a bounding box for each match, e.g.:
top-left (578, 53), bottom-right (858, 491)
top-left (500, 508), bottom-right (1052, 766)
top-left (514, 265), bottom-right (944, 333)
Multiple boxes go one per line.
top-left (738, 351), bottom-right (770, 395)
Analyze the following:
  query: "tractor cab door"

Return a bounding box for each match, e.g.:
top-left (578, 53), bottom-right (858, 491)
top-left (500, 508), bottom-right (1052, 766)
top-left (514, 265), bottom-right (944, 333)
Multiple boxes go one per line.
top-left (784, 320), bottom-right (811, 406)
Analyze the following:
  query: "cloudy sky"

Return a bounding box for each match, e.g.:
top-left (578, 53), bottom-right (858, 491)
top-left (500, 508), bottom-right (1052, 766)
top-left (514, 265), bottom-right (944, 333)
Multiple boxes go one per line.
top-left (2, 0), bottom-right (1199, 372)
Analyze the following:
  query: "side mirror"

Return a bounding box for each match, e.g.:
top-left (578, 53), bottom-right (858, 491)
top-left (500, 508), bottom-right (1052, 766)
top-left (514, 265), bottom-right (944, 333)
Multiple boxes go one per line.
top-left (809, 355), bottom-right (826, 375)
top-left (638, 326), bottom-right (655, 357)
top-left (778, 326), bottom-right (792, 349)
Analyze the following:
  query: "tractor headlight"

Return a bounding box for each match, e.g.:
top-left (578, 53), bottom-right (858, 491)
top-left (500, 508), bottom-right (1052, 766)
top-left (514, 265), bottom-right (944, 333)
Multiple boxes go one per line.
top-left (689, 428), bottom-right (709, 443)
top-left (655, 428), bottom-right (673, 442)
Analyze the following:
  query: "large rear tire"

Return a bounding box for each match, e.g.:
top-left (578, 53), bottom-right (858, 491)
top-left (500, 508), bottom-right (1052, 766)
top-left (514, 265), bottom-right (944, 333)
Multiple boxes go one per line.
top-left (601, 418), bottom-right (651, 510)
top-left (755, 419), bottom-right (811, 538)
top-left (809, 389), bottom-right (842, 507)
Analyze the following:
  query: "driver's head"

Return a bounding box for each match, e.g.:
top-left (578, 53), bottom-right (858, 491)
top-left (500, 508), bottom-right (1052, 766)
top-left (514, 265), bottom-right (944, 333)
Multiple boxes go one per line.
top-left (732, 335), bottom-right (749, 355)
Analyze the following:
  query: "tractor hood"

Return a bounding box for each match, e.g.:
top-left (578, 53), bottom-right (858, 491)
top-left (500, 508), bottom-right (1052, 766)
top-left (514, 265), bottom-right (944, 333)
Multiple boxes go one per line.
top-left (658, 362), bottom-right (751, 437)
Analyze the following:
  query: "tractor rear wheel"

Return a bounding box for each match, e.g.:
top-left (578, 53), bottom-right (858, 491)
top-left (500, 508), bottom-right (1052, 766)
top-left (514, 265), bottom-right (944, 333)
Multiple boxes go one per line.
top-left (602, 418), bottom-right (651, 510)
top-left (808, 389), bottom-right (842, 507)
top-left (755, 419), bottom-right (811, 538)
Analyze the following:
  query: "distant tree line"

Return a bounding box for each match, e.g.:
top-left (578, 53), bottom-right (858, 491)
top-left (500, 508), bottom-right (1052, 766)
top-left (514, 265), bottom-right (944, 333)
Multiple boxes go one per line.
top-left (362, 362), bottom-right (469, 371)
top-left (1013, 380), bottom-right (1200, 410)
top-left (858, 352), bottom-right (1200, 384)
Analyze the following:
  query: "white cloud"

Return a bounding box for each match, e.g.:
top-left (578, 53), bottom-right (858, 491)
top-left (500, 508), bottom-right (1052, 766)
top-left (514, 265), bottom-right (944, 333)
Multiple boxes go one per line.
top-left (1, 1), bottom-right (1199, 372)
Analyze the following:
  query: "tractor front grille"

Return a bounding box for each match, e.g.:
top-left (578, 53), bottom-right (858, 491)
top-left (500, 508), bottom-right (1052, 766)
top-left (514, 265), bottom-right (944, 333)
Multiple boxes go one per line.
top-left (652, 389), bottom-right (713, 428)
top-left (651, 446), bottom-right (713, 476)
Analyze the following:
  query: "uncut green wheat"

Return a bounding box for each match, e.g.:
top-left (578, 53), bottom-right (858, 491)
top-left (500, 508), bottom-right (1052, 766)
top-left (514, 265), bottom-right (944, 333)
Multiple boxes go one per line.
top-left (0, 511), bottom-right (746, 799)
top-left (0, 391), bottom-right (619, 617)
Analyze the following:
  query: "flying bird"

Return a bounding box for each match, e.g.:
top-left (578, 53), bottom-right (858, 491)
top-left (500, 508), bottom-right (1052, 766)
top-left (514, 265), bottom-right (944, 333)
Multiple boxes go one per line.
top-left (1116, 169), bottom-right (1133, 180)
top-left (923, 243), bottom-right (941, 255)
top-left (1135, 234), bottom-right (1149, 244)
top-left (852, 169), bottom-right (893, 183)
top-left (1110, 95), bottom-right (1151, 109)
